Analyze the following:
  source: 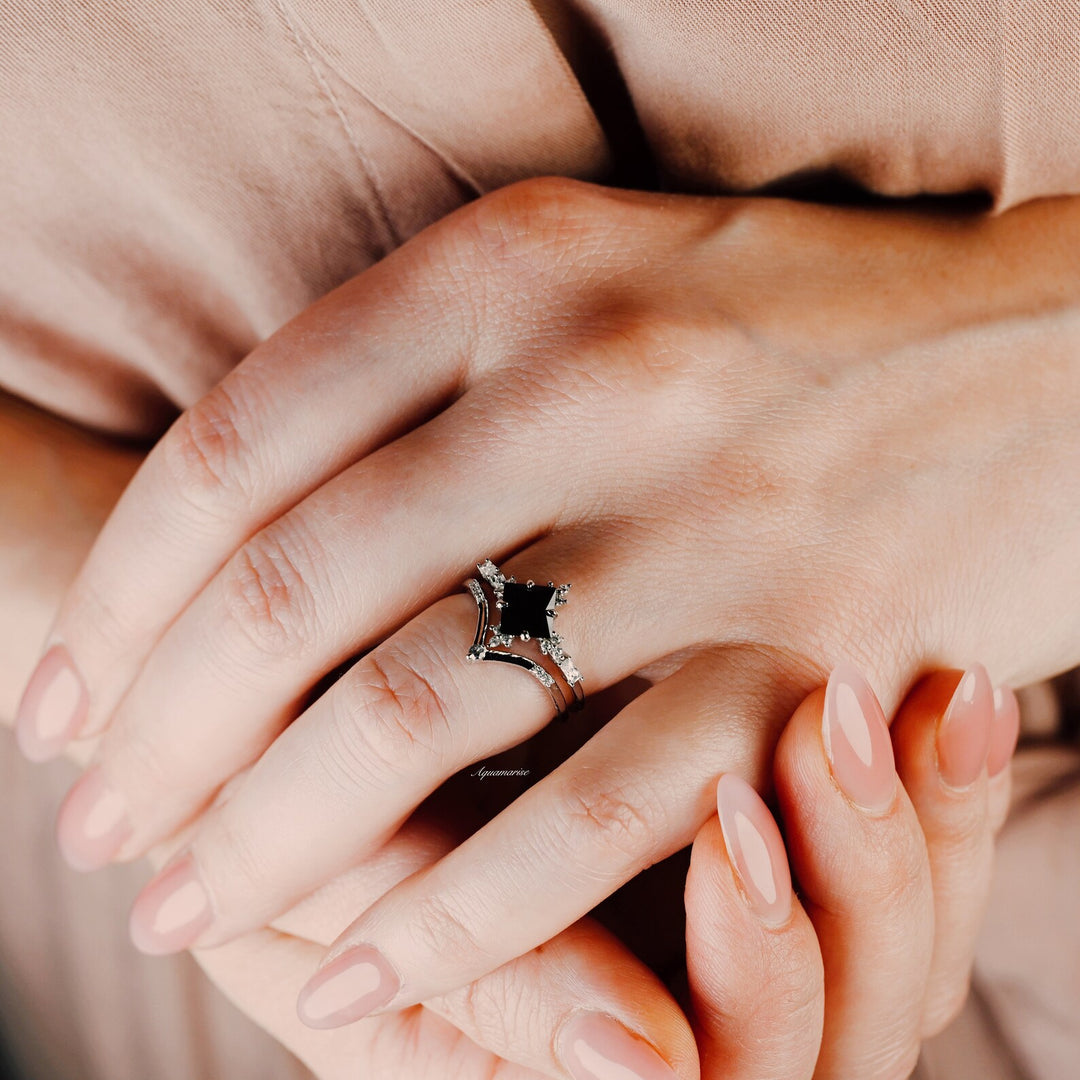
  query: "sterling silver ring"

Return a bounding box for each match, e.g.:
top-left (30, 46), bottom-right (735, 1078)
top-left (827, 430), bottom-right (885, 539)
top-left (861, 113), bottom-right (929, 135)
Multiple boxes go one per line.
top-left (463, 558), bottom-right (585, 719)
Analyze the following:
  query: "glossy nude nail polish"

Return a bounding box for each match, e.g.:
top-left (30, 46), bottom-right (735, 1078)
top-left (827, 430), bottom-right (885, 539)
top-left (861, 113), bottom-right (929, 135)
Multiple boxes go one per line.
top-left (129, 853), bottom-right (213, 955)
top-left (296, 945), bottom-right (401, 1029)
top-left (557, 1012), bottom-right (679, 1080)
top-left (988, 685), bottom-right (1021, 778)
top-left (716, 773), bottom-right (792, 926)
top-left (56, 766), bottom-right (131, 872)
top-left (15, 645), bottom-right (88, 762)
top-left (937, 664), bottom-right (993, 789)
top-left (822, 662), bottom-right (896, 813)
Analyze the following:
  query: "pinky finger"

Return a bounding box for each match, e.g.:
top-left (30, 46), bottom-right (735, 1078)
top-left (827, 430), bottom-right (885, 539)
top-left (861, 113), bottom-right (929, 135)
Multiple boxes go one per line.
top-left (686, 774), bottom-right (824, 1080)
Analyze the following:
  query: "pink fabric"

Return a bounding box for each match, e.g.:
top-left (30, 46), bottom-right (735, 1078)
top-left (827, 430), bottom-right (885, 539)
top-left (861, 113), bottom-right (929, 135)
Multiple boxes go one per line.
top-left (3, 1), bottom-right (1080, 435)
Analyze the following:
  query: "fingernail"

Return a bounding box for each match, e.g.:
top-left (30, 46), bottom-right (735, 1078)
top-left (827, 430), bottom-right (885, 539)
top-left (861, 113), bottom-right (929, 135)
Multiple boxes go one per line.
top-left (988, 685), bottom-right (1021, 778)
top-left (716, 773), bottom-right (792, 926)
top-left (557, 1012), bottom-right (678, 1080)
top-left (15, 645), bottom-right (88, 762)
top-left (129, 853), bottom-right (213, 955)
top-left (56, 766), bottom-right (131, 872)
top-left (937, 664), bottom-right (994, 789)
top-left (823, 661), bottom-right (896, 813)
top-left (296, 944), bottom-right (401, 1028)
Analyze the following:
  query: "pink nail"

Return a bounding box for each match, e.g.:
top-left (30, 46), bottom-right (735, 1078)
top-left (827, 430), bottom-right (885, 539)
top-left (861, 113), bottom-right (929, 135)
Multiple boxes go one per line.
top-left (823, 662), bottom-right (896, 813)
top-left (15, 645), bottom-right (88, 762)
top-left (558, 1012), bottom-right (678, 1080)
top-left (129, 853), bottom-right (214, 955)
top-left (937, 665), bottom-right (994, 789)
top-left (988, 685), bottom-right (1021, 778)
top-left (716, 773), bottom-right (792, 926)
top-left (296, 945), bottom-right (401, 1028)
top-left (56, 766), bottom-right (131, 872)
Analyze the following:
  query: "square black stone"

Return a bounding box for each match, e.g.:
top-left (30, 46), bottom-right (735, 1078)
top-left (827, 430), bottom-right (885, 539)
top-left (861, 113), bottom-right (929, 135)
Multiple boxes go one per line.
top-left (498, 582), bottom-right (557, 640)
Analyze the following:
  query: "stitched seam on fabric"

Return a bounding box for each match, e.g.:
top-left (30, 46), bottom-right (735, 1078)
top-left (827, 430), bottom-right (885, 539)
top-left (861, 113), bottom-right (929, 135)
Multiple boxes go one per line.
top-left (272, 0), bottom-right (483, 194)
top-left (269, 0), bottom-right (402, 252)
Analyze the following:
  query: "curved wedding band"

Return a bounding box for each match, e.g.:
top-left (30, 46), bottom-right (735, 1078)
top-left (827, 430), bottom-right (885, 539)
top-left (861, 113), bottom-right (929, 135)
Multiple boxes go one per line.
top-left (463, 558), bottom-right (585, 719)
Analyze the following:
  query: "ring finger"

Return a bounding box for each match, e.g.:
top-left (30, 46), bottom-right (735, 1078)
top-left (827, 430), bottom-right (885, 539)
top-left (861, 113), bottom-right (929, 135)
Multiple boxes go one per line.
top-left (54, 367), bottom-right (690, 875)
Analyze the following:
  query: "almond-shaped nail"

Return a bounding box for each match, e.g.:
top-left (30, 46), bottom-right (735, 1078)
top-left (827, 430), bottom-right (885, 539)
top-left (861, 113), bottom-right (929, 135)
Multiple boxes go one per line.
top-left (823, 662), bottom-right (896, 813)
top-left (56, 766), bottom-right (131, 872)
top-left (937, 664), bottom-right (994, 789)
top-left (988, 685), bottom-right (1021, 778)
top-left (129, 853), bottom-right (214, 955)
top-left (296, 945), bottom-right (401, 1029)
top-left (557, 1012), bottom-right (678, 1080)
top-left (716, 773), bottom-right (792, 926)
top-left (15, 645), bottom-right (88, 762)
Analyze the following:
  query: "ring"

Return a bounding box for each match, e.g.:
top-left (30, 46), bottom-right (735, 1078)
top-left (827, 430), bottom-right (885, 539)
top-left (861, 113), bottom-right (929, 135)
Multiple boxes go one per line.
top-left (463, 558), bottom-right (585, 718)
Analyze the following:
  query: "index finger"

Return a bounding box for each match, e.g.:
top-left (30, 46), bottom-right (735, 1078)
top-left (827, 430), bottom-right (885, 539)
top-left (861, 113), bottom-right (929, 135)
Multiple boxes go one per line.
top-left (14, 219), bottom-right (478, 761)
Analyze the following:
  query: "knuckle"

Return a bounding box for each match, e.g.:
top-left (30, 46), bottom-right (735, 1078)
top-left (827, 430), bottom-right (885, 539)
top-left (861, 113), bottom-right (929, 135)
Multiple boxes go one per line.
top-left (744, 946), bottom-right (825, 1061)
top-left (408, 888), bottom-right (486, 963)
top-left (220, 523), bottom-right (324, 659)
top-left (442, 964), bottom-right (540, 1051)
top-left (830, 824), bottom-right (930, 919)
top-left (547, 767), bottom-right (663, 868)
top-left (812, 819), bottom-right (930, 920)
top-left (107, 722), bottom-right (207, 819)
top-left (159, 382), bottom-right (255, 514)
top-left (332, 640), bottom-right (457, 776)
top-left (109, 727), bottom-right (173, 797)
top-left (872, 830), bottom-right (933, 915)
top-left (198, 815), bottom-right (270, 902)
top-left (459, 177), bottom-right (611, 294)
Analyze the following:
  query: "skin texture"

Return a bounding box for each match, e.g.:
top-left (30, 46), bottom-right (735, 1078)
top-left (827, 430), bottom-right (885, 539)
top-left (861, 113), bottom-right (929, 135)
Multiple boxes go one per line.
top-left (0, 408), bottom-right (1015, 1078)
top-left (17, 181), bottom-right (1080, 1016)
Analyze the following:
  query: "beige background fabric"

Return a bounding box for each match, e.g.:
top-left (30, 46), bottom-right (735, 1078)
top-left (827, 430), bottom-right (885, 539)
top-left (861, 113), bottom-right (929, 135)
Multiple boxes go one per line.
top-left (1, 2), bottom-right (1079, 1077)
top-left (4, 1), bottom-right (1080, 435)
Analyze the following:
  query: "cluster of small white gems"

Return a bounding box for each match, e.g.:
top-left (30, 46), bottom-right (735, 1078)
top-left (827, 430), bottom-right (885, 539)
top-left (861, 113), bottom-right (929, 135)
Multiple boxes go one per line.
top-left (486, 628), bottom-right (514, 648)
top-left (533, 666), bottom-right (556, 687)
top-left (537, 631), bottom-right (582, 686)
top-left (538, 631), bottom-right (565, 659)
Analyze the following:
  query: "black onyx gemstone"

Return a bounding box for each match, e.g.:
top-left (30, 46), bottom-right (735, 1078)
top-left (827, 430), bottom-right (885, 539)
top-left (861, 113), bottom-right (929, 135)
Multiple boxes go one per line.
top-left (498, 582), bottom-right (557, 640)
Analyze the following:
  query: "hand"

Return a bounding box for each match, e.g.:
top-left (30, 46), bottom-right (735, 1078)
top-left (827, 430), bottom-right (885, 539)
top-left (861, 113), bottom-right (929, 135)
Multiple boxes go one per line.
top-left (186, 802), bottom-right (700, 1080)
top-left (684, 664), bottom-right (1020, 1080)
top-left (0, 388), bottom-right (698, 1080)
top-left (18, 179), bottom-right (1080, 1009)
top-left (191, 661), bottom-right (1019, 1080)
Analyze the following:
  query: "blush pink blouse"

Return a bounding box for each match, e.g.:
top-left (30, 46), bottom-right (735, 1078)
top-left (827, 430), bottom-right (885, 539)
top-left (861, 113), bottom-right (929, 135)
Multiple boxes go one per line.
top-left (3, 0), bottom-right (1080, 436)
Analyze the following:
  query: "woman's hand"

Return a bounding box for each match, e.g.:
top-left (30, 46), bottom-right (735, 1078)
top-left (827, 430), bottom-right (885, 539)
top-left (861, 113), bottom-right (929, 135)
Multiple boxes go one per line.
top-left (685, 664), bottom-right (1020, 1080)
top-left (185, 804), bottom-right (700, 1080)
top-left (17, 179), bottom-right (1080, 1007)
top-left (190, 662), bottom-right (1019, 1080)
